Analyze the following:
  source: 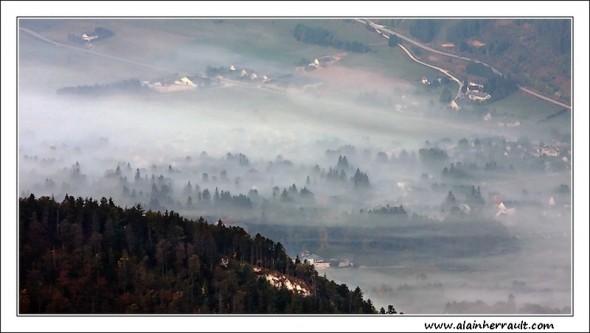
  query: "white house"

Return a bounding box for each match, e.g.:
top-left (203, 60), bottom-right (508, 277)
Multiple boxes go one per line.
top-left (82, 33), bottom-right (98, 42)
top-left (308, 58), bottom-right (320, 69)
top-left (467, 91), bottom-right (492, 102)
top-left (179, 77), bottom-right (195, 86)
top-left (313, 260), bottom-right (331, 269)
top-left (496, 202), bottom-right (516, 217)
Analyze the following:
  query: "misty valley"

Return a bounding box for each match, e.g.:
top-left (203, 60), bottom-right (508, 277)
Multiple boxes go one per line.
top-left (18, 18), bottom-right (571, 314)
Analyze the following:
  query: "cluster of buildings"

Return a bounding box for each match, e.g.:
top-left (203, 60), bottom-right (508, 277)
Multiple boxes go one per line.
top-left (140, 62), bottom-right (275, 94)
top-left (419, 73), bottom-right (492, 110)
top-left (299, 251), bottom-right (353, 270)
top-left (228, 64), bottom-right (271, 83)
top-left (531, 143), bottom-right (562, 158)
top-left (420, 75), bottom-right (444, 87)
top-left (141, 75), bottom-right (201, 93)
top-left (446, 80), bottom-right (493, 111)
top-left (464, 81), bottom-right (492, 102)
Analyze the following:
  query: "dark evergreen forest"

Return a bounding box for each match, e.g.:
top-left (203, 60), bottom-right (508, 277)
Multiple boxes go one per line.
top-left (18, 195), bottom-right (378, 314)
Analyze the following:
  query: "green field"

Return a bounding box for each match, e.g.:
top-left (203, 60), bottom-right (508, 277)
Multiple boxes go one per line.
top-left (483, 91), bottom-right (571, 141)
top-left (20, 17), bottom-right (570, 149)
top-left (21, 18), bottom-right (569, 121)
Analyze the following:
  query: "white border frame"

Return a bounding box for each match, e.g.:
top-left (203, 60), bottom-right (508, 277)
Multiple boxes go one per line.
top-left (3, 2), bottom-right (588, 332)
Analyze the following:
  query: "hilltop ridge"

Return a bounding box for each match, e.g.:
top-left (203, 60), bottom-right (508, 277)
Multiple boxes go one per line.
top-left (374, 19), bottom-right (571, 104)
top-left (19, 194), bottom-right (379, 314)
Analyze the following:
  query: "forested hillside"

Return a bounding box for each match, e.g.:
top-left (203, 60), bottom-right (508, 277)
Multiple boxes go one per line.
top-left (377, 19), bottom-right (571, 102)
top-left (19, 195), bottom-right (377, 314)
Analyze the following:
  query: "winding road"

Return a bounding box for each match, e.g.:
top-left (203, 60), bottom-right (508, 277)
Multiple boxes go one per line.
top-left (516, 85), bottom-right (572, 110)
top-left (358, 19), bottom-right (571, 110)
top-left (396, 43), bottom-right (463, 99)
top-left (21, 23), bottom-right (572, 111)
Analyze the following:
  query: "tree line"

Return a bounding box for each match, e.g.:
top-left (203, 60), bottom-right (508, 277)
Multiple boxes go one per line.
top-left (19, 194), bottom-right (378, 314)
top-left (293, 23), bottom-right (371, 53)
top-left (56, 79), bottom-right (149, 96)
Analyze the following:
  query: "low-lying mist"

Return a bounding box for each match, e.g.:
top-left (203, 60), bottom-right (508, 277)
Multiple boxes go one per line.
top-left (18, 18), bottom-right (571, 314)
